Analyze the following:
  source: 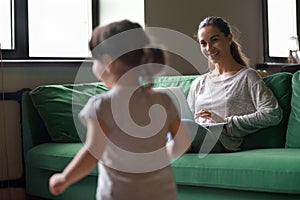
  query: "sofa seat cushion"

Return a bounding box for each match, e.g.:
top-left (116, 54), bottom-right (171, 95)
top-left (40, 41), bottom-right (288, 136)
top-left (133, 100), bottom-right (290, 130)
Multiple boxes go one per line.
top-left (25, 143), bottom-right (98, 176)
top-left (172, 149), bottom-right (300, 194)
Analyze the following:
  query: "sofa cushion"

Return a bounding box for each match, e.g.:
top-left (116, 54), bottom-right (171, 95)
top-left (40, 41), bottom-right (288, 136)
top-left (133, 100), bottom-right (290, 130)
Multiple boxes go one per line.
top-left (172, 149), bottom-right (300, 194)
top-left (27, 144), bottom-right (300, 194)
top-left (26, 142), bottom-right (98, 175)
top-left (154, 75), bottom-right (199, 97)
top-left (286, 70), bottom-right (300, 148)
top-left (30, 83), bottom-right (108, 142)
top-left (240, 72), bottom-right (293, 150)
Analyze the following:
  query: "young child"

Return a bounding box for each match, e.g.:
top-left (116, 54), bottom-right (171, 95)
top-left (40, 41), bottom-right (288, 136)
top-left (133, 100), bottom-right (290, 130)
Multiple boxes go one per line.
top-left (49, 19), bottom-right (190, 200)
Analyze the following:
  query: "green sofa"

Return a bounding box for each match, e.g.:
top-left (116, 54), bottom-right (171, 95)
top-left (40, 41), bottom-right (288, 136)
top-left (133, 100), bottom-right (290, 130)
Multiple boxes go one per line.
top-left (21, 71), bottom-right (300, 200)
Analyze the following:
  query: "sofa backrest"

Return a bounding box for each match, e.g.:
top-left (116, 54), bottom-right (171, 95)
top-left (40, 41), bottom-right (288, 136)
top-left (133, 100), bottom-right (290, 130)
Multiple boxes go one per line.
top-left (22, 91), bottom-right (50, 154)
top-left (286, 70), bottom-right (300, 148)
top-left (22, 72), bottom-right (293, 150)
top-left (154, 75), bottom-right (199, 97)
top-left (154, 73), bottom-right (293, 150)
top-left (23, 76), bottom-right (199, 145)
top-left (28, 82), bottom-right (108, 143)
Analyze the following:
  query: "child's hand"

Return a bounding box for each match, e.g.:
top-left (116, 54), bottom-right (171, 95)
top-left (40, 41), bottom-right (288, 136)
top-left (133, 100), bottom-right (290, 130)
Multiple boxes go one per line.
top-left (49, 173), bottom-right (68, 195)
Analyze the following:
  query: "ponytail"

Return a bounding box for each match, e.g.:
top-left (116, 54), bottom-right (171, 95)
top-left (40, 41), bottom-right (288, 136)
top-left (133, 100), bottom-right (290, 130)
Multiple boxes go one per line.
top-left (141, 46), bottom-right (166, 66)
top-left (139, 46), bottom-right (167, 86)
top-left (230, 41), bottom-right (249, 66)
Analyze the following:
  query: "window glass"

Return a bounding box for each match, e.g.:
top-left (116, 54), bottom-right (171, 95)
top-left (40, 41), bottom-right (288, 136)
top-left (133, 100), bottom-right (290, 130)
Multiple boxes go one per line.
top-left (100, 0), bottom-right (145, 27)
top-left (28, 0), bottom-right (93, 58)
top-left (267, 0), bottom-right (297, 57)
top-left (0, 0), bottom-right (14, 50)
top-left (2, 0), bottom-right (144, 60)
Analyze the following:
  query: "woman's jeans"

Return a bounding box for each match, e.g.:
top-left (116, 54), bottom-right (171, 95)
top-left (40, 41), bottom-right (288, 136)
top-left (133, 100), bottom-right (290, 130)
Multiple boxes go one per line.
top-left (167, 118), bottom-right (225, 154)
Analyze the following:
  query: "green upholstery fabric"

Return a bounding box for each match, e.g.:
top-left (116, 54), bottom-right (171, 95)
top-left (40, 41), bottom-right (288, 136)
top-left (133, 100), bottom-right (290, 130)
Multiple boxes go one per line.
top-left (29, 83), bottom-right (108, 142)
top-left (177, 185), bottom-right (300, 200)
top-left (21, 91), bottom-right (51, 154)
top-left (172, 149), bottom-right (300, 194)
top-left (26, 142), bottom-right (98, 175)
top-left (21, 73), bottom-right (300, 200)
top-left (28, 73), bottom-right (292, 146)
top-left (286, 70), bottom-right (300, 148)
top-left (25, 163), bottom-right (97, 200)
top-left (241, 72), bottom-right (293, 149)
top-left (154, 75), bottom-right (199, 97)
top-left (27, 143), bottom-right (300, 194)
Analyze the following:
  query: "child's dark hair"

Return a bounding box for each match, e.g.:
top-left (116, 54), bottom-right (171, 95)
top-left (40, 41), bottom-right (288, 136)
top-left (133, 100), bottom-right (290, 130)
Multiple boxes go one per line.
top-left (197, 16), bottom-right (249, 67)
top-left (89, 20), bottom-right (166, 79)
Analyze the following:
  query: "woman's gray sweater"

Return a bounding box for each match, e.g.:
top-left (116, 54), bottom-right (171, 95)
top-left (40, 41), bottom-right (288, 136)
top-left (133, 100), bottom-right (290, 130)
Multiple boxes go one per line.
top-left (187, 67), bottom-right (282, 150)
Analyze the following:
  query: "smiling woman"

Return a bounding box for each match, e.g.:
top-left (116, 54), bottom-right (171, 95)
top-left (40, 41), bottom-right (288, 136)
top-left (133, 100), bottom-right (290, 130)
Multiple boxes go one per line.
top-left (187, 16), bottom-right (282, 153)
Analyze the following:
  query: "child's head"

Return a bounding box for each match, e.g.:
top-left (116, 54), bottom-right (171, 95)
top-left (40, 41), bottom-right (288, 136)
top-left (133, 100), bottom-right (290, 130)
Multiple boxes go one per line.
top-left (89, 19), bottom-right (166, 87)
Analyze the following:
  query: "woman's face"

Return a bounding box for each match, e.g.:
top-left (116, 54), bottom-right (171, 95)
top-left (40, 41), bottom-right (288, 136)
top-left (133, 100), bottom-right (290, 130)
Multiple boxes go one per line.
top-left (198, 25), bottom-right (232, 64)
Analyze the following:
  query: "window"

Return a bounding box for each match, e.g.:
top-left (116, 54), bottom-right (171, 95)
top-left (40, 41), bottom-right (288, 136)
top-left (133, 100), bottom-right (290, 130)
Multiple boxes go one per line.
top-left (28, 0), bottom-right (93, 58)
top-left (0, 0), bottom-right (145, 61)
top-left (100, 0), bottom-right (145, 27)
top-left (1, 0), bottom-right (99, 60)
top-left (263, 0), bottom-right (299, 62)
top-left (0, 0), bottom-right (14, 50)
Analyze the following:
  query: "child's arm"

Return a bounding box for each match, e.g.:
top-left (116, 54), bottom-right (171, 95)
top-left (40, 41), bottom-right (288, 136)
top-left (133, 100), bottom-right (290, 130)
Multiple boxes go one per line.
top-left (166, 116), bottom-right (190, 159)
top-left (49, 118), bottom-right (108, 195)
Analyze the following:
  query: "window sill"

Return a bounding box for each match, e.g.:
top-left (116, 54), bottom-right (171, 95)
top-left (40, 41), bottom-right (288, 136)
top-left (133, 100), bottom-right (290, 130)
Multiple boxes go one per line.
top-left (0, 59), bottom-right (93, 67)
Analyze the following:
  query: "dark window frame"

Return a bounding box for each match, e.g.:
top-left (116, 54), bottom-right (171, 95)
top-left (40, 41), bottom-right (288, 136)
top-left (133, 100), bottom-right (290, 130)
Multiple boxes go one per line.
top-left (2, 0), bottom-right (99, 62)
top-left (262, 0), bottom-right (300, 63)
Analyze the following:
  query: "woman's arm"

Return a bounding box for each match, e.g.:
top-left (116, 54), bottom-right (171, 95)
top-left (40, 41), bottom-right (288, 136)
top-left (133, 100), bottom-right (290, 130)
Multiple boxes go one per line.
top-left (226, 78), bottom-right (282, 136)
top-left (49, 118), bottom-right (108, 195)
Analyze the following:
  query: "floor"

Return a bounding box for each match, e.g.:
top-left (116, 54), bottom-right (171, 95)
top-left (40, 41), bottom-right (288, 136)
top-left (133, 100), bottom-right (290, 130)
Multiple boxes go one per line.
top-left (26, 195), bottom-right (50, 200)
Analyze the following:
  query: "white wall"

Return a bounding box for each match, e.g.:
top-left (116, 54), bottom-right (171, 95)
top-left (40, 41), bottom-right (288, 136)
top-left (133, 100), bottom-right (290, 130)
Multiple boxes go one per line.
top-left (146, 0), bottom-right (263, 74)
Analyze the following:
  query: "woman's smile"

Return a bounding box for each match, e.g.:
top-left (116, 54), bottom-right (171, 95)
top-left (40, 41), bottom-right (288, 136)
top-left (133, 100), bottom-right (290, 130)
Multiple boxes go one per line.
top-left (206, 51), bottom-right (219, 61)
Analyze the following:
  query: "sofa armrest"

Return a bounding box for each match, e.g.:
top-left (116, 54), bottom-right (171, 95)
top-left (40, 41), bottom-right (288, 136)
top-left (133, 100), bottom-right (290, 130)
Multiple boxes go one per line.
top-left (21, 91), bottom-right (51, 155)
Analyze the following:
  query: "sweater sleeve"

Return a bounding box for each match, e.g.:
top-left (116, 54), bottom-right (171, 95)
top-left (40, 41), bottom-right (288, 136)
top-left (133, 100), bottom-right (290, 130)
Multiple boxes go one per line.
top-left (226, 73), bottom-right (283, 137)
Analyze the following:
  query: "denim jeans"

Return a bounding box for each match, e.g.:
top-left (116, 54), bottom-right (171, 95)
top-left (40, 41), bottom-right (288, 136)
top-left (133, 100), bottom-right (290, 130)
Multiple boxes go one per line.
top-left (181, 118), bottom-right (225, 153)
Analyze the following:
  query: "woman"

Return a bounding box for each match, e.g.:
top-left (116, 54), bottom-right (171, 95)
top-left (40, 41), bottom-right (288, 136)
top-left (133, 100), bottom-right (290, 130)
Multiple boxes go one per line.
top-left (187, 16), bottom-right (282, 153)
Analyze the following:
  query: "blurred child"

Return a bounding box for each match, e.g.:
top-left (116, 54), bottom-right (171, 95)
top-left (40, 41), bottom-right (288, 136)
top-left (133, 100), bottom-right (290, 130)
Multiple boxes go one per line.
top-left (49, 19), bottom-right (190, 200)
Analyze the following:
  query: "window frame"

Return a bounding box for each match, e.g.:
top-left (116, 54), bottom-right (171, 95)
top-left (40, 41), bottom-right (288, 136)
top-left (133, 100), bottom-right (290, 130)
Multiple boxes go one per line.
top-left (262, 0), bottom-right (300, 63)
top-left (1, 0), bottom-right (99, 61)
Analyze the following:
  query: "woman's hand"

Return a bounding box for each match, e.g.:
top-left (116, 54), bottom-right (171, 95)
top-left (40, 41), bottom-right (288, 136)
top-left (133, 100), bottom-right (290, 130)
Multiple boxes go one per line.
top-left (195, 110), bottom-right (226, 123)
top-left (49, 173), bottom-right (69, 195)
